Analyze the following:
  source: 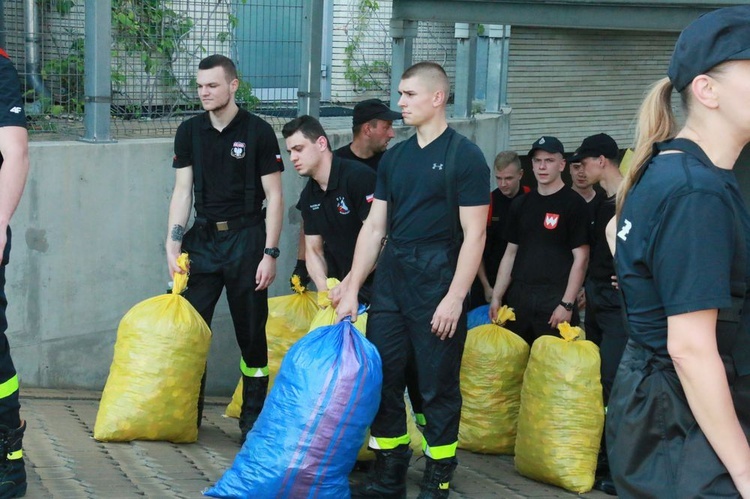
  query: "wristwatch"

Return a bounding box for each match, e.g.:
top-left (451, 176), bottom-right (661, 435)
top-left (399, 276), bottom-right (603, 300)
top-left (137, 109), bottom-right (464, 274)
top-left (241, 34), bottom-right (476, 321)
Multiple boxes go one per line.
top-left (559, 300), bottom-right (574, 311)
top-left (264, 247), bottom-right (280, 259)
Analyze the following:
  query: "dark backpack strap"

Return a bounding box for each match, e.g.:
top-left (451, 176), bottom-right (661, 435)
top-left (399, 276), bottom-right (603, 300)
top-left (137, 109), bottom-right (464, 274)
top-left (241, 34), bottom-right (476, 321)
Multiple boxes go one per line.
top-left (191, 116), bottom-right (205, 216)
top-left (444, 131), bottom-right (467, 245)
top-left (658, 138), bottom-right (749, 373)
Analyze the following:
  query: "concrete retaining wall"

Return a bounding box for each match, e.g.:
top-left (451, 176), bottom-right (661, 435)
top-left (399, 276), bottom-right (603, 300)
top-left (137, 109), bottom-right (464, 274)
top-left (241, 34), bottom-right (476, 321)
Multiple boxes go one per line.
top-left (9, 114), bottom-right (506, 396)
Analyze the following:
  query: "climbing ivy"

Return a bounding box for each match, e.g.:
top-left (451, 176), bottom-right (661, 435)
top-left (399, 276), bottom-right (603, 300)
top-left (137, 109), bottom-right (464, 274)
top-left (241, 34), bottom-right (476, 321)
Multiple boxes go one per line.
top-left (343, 0), bottom-right (390, 92)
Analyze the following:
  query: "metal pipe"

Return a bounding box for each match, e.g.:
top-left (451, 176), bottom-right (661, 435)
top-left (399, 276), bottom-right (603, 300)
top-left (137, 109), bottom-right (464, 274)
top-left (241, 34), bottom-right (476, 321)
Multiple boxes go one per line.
top-left (24, 0), bottom-right (52, 99)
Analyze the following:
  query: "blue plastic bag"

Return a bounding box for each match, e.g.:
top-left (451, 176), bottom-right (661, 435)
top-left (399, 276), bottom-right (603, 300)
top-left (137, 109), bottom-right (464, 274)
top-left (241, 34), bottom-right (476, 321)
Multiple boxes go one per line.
top-left (467, 304), bottom-right (491, 330)
top-left (204, 319), bottom-right (382, 499)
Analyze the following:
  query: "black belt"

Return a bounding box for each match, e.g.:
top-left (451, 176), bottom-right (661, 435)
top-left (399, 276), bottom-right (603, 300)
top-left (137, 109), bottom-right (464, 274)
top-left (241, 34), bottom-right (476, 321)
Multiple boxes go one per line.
top-left (196, 215), bottom-right (262, 232)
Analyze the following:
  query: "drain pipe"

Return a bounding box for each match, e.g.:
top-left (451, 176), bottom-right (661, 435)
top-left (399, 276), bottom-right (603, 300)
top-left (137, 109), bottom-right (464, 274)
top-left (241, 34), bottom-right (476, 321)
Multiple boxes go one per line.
top-left (24, 0), bottom-right (52, 100)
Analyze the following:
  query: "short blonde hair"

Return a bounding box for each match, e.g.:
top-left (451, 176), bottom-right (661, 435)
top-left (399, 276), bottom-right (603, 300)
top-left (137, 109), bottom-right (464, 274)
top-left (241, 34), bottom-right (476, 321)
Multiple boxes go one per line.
top-left (493, 151), bottom-right (521, 173)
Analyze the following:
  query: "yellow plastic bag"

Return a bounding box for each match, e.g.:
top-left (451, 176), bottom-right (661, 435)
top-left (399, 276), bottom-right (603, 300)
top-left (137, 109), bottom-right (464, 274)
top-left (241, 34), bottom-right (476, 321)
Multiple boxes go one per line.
top-left (308, 278), bottom-right (368, 334)
top-left (458, 306), bottom-right (529, 454)
top-left (225, 276), bottom-right (319, 418)
top-left (513, 323), bottom-right (604, 493)
top-left (94, 253), bottom-right (211, 443)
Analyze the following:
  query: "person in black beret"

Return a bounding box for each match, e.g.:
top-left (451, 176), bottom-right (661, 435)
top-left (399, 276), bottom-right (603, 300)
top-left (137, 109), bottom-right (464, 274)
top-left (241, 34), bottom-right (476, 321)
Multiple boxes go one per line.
top-left (607, 6), bottom-right (750, 498)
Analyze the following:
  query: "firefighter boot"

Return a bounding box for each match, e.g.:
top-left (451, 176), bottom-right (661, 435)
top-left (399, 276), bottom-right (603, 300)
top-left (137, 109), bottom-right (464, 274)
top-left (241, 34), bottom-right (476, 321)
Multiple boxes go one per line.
top-left (350, 446), bottom-right (412, 498)
top-left (0, 421), bottom-right (26, 498)
top-left (417, 456), bottom-right (457, 499)
top-left (239, 375), bottom-right (268, 443)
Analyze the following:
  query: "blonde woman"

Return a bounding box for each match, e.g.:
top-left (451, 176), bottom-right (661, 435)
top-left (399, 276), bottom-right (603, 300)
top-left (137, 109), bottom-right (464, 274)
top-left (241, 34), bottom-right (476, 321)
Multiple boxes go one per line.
top-left (608, 6), bottom-right (750, 498)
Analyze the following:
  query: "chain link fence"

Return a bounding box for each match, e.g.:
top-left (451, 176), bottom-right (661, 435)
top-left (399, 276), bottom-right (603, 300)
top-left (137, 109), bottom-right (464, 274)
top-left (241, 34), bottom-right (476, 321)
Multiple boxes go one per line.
top-left (2, 1), bottom-right (459, 141)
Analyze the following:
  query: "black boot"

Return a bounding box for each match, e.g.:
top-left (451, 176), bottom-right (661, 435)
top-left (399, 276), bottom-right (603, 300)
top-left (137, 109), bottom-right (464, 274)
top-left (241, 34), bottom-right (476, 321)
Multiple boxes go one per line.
top-left (239, 375), bottom-right (268, 443)
top-left (351, 446), bottom-right (413, 498)
top-left (417, 456), bottom-right (457, 499)
top-left (0, 421), bottom-right (26, 498)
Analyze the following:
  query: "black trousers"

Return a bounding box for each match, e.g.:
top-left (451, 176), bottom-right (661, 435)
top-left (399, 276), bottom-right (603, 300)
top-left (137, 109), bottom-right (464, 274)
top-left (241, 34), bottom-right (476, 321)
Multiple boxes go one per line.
top-left (505, 281), bottom-right (579, 345)
top-left (584, 278), bottom-right (628, 405)
top-left (182, 222), bottom-right (268, 370)
top-left (0, 227), bottom-right (20, 429)
top-left (607, 340), bottom-right (750, 499)
top-left (367, 242), bottom-right (466, 458)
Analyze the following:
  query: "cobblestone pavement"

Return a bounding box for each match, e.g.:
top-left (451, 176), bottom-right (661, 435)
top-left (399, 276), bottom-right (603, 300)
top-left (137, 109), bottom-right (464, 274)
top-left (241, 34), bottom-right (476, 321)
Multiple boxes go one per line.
top-left (20, 389), bottom-right (615, 498)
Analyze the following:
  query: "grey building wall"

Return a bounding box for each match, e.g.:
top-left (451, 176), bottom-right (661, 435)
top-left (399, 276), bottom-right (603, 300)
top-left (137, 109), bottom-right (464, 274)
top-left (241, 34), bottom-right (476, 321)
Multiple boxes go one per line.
top-left (506, 27), bottom-right (680, 153)
top-left (10, 115), bottom-right (505, 397)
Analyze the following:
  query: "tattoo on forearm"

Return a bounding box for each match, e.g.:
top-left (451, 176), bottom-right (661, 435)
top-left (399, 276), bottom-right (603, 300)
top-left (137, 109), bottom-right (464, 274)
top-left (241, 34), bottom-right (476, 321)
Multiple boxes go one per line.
top-left (171, 224), bottom-right (184, 242)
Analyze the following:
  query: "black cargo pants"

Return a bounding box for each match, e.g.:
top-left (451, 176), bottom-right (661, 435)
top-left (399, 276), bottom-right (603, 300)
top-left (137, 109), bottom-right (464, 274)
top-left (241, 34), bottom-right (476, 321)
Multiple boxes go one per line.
top-left (182, 220), bottom-right (269, 373)
top-left (367, 242), bottom-right (466, 460)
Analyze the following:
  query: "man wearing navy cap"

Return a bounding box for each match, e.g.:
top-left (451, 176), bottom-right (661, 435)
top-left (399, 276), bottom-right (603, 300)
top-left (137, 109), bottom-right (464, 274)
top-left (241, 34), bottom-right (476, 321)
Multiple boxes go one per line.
top-left (490, 136), bottom-right (590, 344)
top-left (569, 133), bottom-right (624, 495)
top-left (334, 99), bottom-right (401, 171)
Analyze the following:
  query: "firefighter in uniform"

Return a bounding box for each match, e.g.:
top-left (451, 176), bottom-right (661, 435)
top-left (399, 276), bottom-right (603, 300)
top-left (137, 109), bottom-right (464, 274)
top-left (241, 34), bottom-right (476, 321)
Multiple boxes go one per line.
top-left (0, 48), bottom-right (30, 499)
top-left (166, 54), bottom-right (283, 442)
top-left (336, 62), bottom-right (489, 499)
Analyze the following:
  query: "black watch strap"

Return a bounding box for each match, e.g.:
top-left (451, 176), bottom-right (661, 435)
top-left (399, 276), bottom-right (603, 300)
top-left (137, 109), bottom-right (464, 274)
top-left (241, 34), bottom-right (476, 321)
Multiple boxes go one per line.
top-left (560, 300), bottom-right (574, 311)
top-left (264, 247), bottom-right (280, 258)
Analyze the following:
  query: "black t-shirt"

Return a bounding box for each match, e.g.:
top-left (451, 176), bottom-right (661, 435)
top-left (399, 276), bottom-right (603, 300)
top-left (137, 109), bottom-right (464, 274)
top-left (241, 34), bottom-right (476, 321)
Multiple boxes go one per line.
top-left (484, 188), bottom-right (527, 284)
top-left (589, 194), bottom-right (616, 281)
top-left (172, 108), bottom-right (282, 221)
top-left (0, 51), bottom-right (26, 169)
top-left (505, 185), bottom-right (590, 286)
top-left (334, 144), bottom-right (383, 171)
top-left (615, 145), bottom-right (750, 356)
top-left (374, 128), bottom-right (489, 246)
top-left (299, 156), bottom-right (376, 279)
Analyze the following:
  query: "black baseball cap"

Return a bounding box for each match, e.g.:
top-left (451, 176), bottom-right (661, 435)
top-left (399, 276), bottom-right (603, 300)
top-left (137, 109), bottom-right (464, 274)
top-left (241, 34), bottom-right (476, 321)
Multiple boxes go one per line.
top-left (352, 99), bottom-right (402, 126)
top-left (668, 5), bottom-right (750, 92)
top-left (568, 133), bottom-right (619, 163)
top-left (528, 136), bottom-right (564, 157)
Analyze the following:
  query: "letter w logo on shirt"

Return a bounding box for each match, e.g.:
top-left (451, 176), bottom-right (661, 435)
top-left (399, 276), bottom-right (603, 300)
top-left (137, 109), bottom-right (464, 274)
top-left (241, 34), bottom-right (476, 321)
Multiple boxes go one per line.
top-left (544, 213), bottom-right (560, 230)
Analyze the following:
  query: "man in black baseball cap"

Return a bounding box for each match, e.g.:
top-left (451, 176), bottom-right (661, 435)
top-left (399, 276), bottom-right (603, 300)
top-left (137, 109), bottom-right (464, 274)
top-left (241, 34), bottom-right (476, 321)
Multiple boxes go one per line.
top-left (528, 135), bottom-right (564, 157)
top-left (568, 133), bottom-right (619, 164)
top-left (335, 99), bottom-right (402, 171)
top-left (668, 5), bottom-right (750, 92)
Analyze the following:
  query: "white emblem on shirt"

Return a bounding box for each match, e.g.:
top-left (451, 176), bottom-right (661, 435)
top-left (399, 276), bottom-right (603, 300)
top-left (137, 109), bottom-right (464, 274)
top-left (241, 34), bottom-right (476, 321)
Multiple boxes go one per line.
top-left (336, 197), bottom-right (350, 215)
top-left (231, 141), bottom-right (246, 159)
top-left (432, 163), bottom-right (443, 170)
top-left (618, 219), bottom-right (632, 241)
top-left (9, 106), bottom-right (21, 114)
top-left (310, 203), bottom-right (321, 211)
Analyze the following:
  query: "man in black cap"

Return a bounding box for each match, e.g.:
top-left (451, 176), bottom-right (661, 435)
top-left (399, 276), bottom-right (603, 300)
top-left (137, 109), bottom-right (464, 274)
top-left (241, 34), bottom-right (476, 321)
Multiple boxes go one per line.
top-left (334, 99), bottom-right (401, 171)
top-left (569, 133), bottom-right (624, 495)
top-left (489, 136), bottom-right (590, 344)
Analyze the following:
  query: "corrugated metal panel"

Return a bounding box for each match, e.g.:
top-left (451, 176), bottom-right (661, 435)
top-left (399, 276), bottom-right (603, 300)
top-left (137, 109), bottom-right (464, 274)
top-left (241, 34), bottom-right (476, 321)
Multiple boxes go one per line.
top-left (507, 27), bottom-right (680, 153)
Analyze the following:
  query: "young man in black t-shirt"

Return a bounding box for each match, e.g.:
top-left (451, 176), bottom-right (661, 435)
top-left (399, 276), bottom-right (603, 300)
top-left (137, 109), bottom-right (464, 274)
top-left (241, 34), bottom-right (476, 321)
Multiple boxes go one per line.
top-left (0, 48), bottom-right (31, 497)
top-left (471, 151), bottom-right (528, 308)
top-left (569, 133), bottom-right (625, 496)
top-left (282, 115), bottom-right (376, 301)
top-left (335, 62), bottom-right (489, 498)
top-left (167, 55), bottom-right (283, 443)
top-left (288, 99), bottom-right (401, 289)
top-left (490, 136), bottom-right (590, 345)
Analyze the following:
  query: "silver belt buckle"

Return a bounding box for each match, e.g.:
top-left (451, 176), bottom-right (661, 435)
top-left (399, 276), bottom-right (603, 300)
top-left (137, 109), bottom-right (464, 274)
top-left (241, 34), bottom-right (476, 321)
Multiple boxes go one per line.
top-left (215, 221), bottom-right (229, 231)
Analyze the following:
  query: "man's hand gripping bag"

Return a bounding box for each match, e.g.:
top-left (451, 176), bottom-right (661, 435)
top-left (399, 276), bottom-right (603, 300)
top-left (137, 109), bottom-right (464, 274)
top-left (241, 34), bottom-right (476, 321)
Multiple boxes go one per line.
top-left (513, 323), bottom-right (604, 493)
top-left (204, 318), bottom-right (382, 499)
top-left (459, 306), bottom-right (529, 454)
top-left (94, 253), bottom-right (211, 443)
top-left (225, 275), bottom-right (319, 418)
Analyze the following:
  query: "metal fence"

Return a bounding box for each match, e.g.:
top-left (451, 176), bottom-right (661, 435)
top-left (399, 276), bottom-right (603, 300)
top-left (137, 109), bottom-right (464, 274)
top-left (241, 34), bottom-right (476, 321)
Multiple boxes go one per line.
top-left (2, 0), bottom-right (461, 141)
top-left (3, 0), bottom-right (305, 140)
